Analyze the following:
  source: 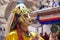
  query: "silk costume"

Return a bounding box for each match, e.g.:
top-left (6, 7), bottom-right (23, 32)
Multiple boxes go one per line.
top-left (5, 3), bottom-right (44, 40)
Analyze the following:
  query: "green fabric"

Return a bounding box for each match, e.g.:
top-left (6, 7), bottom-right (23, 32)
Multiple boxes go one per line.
top-left (50, 25), bottom-right (58, 33)
top-left (21, 6), bottom-right (30, 14)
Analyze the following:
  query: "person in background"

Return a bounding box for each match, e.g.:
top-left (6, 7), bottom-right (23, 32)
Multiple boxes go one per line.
top-left (43, 32), bottom-right (49, 40)
top-left (45, 0), bottom-right (57, 8)
top-left (39, 2), bottom-right (45, 10)
top-left (58, 0), bottom-right (60, 6)
top-left (51, 0), bottom-right (58, 7)
top-left (45, 0), bottom-right (51, 8)
top-left (57, 31), bottom-right (60, 40)
top-left (58, 33), bottom-right (60, 40)
top-left (0, 0), bottom-right (6, 5)
top-left (40, 33), bottom-right (43, 38)
top-left (56, 30), bottom-right (60, 40)
top-left (49, 32), bottom-right (58, 40)
top-left (0, 28), bottom-right (4, 40)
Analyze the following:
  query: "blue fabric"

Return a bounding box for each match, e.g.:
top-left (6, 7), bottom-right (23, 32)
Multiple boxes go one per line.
top-left (36, 15), bottom-right (41, 24)
top-left (40, 20), bottom-right (60, 25)
top-left (15, 13), bottom-right (20, 20)
top-left (52, 2), bottom-right (57, 7)
top-left (17, 2), bottom-right (23, 5)
top-left (58, 1), bottom-right (60, 6)
top-left (13, 13), bottom-right (20, 27)
top-left (39, 5), bottom-right (45, 9)
top-left (36, 15), bottom-right (60, 25)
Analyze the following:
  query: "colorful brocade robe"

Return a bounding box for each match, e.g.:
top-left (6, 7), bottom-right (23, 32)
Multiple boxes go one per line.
top-left (5, 30), bottom-right (44, 40)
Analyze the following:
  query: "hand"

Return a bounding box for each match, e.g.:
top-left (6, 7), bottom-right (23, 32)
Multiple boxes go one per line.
top-left (31, 36), bottom-right (39, 40)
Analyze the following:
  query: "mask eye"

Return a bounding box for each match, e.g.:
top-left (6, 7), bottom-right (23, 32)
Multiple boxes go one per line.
top-left (29, 20), bottom-right (31, 22)
top-left (23, 6), bottom-right (24, 8)
top-left (18, 6), bottom-right (20, 9)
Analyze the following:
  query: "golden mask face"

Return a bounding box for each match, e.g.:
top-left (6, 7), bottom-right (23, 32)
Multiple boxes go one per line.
top-left (18, 14), bottom-right (31, 27)
top-left (12, 3), bottom-right (31, 27)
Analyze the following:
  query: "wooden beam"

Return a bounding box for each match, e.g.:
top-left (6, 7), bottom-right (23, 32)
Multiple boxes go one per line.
top-left (30, 7), bottom-right (60, 18)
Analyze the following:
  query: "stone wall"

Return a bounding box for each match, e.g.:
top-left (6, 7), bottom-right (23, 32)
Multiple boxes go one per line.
top-left (23, 0), bottom-right (59, 11)
top-left (0, 1), bottom-right (17, 35)
top-left (23, 0), bottom-right (40, 11)
top-left (0, 0), bottom-right (17, 6)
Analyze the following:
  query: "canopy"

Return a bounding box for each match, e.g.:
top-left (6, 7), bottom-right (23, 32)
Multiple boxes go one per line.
top-left (30, 7), bottom-right (60, 24)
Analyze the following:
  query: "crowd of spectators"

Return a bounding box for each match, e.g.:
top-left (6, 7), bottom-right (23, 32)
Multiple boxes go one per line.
top-left (39, 0), bottom-right (60, 10)
top-left (40, 32), bottom-right (60, 40)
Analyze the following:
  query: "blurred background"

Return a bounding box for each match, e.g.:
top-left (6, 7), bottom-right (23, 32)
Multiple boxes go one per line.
top-left (0, 0), bottom-right (60, 40)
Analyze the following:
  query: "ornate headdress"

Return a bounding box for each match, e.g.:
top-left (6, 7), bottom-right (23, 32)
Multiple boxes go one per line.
top-left (11, 3), bottom-right (31, 25)
top-left (10, 3), bottom-right (31, 40)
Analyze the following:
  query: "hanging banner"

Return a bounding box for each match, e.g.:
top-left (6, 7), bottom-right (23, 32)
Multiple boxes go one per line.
top-left (39, 14), bottom-right (60, 24)
top-left (30, 7), bottom-right (60, 24)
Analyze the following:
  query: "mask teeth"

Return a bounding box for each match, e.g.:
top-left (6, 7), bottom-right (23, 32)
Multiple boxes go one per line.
top-left (28, 14), bottom-right (31, 19)
top-left (21, 14), bottom-right (29, 22)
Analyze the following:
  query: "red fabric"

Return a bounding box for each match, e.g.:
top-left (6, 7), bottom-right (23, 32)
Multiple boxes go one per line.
top-left (14, 15), bottom-right (23, 40)
top-left (17, 24), bottom-right (23, 40)
top-left (40, 17), bottom-right (60, 22)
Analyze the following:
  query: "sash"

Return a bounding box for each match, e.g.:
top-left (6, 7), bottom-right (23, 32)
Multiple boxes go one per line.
top-left (13, 14), bottom-right (23, 40)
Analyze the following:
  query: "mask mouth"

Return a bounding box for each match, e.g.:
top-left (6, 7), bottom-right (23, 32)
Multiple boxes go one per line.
top-left (23, 14), bottom-right (28, 18)
top-left (29, 20), bottom-right (32, 22)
